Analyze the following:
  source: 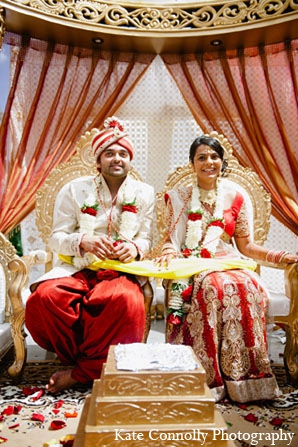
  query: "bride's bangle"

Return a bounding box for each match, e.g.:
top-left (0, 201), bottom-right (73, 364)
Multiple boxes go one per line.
top-left (266, 249), bottom-right (289, 263)
top-left (278, 251), bottom-right (290, 263)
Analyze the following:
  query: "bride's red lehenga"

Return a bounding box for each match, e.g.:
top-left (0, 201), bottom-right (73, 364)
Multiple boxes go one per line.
top-left (165, 188), bottom-right (280, 403)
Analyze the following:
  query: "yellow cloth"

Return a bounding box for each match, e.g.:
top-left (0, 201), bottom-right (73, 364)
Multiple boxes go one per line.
top-left (59, 255), bottom-right (257, 279)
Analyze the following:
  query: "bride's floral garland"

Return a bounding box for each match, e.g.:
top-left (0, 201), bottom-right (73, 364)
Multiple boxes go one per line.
top-left (73, 176), bottom-right (138, 269)
top-left (182, 178), bottom-right (225, 258)
top-left (167, 178), bottom-right (226, 325)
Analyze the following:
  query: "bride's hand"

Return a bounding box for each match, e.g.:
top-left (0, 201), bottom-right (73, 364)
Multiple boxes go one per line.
top-left (154, 251), bottom-right (177, 268)
top-left (281, 253), bottom-right (298, 264)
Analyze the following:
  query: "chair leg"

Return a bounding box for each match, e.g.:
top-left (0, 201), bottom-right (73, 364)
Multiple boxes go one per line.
top-left (283, 322), bottom-right (298, 386)
top-left (7, 258), bottom-right (28, 380)
top-left (142, 280), bottom-right (154, 343)
top-left (8, 310), bottom-right (27, 381)
top-left (280, 263), bottom-right (298, 386)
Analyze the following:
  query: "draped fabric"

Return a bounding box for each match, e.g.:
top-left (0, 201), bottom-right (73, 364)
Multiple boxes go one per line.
top-left (0, 32), bottom-right (154, 235)
top-left (162, 40), bottom-right (298, 235)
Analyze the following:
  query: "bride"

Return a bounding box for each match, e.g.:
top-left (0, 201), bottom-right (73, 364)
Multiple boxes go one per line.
top-left (156, 134), bottom-right (297, 403)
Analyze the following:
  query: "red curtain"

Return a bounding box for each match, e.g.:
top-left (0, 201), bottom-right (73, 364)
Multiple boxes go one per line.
top-left (162, 40), bottom-right (298, 235)
top-left (0, 33), bottom-right (154, 235)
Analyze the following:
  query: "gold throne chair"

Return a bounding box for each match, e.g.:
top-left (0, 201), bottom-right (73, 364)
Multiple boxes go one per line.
top-left (156, 132), bottom-right (298, 386)
top-left (1, 128), bottom-right (154, 379)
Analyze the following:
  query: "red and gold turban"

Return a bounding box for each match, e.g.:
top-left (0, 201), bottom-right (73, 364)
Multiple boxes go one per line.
top-left (92, 117), bottom-right (134, 161)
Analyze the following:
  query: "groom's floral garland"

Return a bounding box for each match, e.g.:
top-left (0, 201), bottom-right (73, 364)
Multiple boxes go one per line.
top-left (73, 176), bottom-right (138, 269)
top-left (167, 179), bottom-right (226, 325)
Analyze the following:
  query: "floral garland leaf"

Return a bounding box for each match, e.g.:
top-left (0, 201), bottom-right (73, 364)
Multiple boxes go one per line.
top-left (123, 198), bottom-right (136, 206)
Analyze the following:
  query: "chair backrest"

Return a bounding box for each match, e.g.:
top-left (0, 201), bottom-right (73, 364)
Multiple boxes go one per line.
top-left (156, 131), bottom-right (271, 246)
top-left (36, 128), bottom-right (143, 245)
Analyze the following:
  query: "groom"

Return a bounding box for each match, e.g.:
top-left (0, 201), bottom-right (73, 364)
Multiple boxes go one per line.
top-left (25, 117), bottom-right (155, 393)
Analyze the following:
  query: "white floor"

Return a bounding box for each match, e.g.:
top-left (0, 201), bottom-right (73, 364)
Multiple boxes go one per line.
top-left (25, 318), bottom-right (285, 366)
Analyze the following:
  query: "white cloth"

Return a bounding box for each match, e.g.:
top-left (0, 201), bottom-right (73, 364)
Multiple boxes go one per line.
top-left (114, 343), bottom-right (199, 371)
top-left (31, 174), bottom-right (155, 290)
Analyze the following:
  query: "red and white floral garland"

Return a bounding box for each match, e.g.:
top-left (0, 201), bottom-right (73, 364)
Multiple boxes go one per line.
top-left (168, 178), bottom-right (226, 325)
top-left (183, 178), bottom-right (225, 258)
top-left (73, 176), bottom-right (138, 269)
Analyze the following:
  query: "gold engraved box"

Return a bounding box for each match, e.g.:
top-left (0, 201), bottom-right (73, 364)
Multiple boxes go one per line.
top-left (101, 346), bottom-right (206, 396)
top-left (75, 345), bottom-right (235, 447)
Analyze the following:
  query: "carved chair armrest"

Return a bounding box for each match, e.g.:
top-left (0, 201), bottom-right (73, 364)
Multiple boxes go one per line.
top-left (245, 261), bottom-right (298, 384)
top-left (8, 250), bottom-right (52, 308)
top-left (7, 257), bottom-right (29, 318)
top-left (268, 262), bottom-right (298, 319)
top-left (284, 262), bottom-right (298, 303)
top-left (25, 250), bottom-right (53, 268)
top-left (257, 260), bottom-right (297, 303)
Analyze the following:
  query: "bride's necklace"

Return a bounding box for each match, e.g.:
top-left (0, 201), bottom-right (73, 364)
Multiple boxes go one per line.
top-left (199, 187), bottom-right (217, 207)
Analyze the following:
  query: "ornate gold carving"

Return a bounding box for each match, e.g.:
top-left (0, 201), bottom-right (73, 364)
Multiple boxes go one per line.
top-left (7, 258), bottom-right (27, 377)
top-left (95, 345), bottom-right (214, 425)
top-left (104, 374), bottom-right (205, 396)
top-left (0, 6), bottom-right (5, 50)
top-left (79, 346), bottom-right (230, 447)
top-left (95, 400), bottom-right (214, 425)
top-left (84, 417), bottom-right (231, 447)
top-left (0, 233), bottom-right (17, 322)
top-left (7, 0), bottom-right (298, 32)
top-left (102, 345), bottom-right (206, 397)
top-left (0, 233), bottom-right (27, 377)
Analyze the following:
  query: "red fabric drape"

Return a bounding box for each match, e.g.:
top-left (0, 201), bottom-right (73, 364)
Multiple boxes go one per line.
top-left (0, 33), bottom-right (154, 235)
top-left (162, 41), bottom-right (298, 235)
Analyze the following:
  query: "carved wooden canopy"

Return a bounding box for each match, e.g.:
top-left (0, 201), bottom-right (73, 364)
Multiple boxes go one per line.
top-left (1, 0), bottom-right (298, 53)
